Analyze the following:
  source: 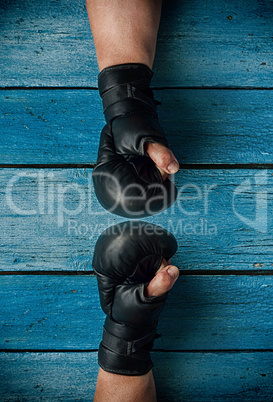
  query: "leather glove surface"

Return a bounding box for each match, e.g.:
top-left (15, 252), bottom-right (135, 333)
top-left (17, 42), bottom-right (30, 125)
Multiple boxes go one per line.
top-left (92, 220), bottom-right (178, 375)
top-left (92, 63), bottom-right (177, 218)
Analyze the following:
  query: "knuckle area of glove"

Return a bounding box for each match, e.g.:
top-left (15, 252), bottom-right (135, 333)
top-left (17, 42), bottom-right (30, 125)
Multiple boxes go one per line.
top-left (112, 298), bottom-right (164, 327)
top-left (112, 113), bottom-right (165, 155)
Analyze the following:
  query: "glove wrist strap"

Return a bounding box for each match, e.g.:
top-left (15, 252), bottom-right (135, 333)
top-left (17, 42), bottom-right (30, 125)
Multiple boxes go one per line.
top-left (101, 325), bottom-right (156, 359)
top-left (102, 82), bottom-right (157, 123)
top-left (98, 63), bottom-right (158, 123)
top-left (98, 316), bottom-right (157, 376)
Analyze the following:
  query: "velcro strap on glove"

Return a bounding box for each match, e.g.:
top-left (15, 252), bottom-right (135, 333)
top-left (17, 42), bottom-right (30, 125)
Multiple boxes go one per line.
top-left (98, 316), bottom-right (157, 376)
top-left (101, 80), bottom-right (157, 118)
top-left (98, 63), bottom-right (168, 153)
top-left (101, 324), bottom-right (156, 359)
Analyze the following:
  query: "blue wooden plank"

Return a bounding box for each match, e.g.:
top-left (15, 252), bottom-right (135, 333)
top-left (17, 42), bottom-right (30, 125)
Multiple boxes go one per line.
top-left (1, 0), bottom-right (272, 87)
top-left (154, 352), bottom-right (273, 401)
top-left (0, 352), bottom-right (99, 401)
top-left (1, 351), bottom-right (272, 400)
top-left (1, 90), bottom-right (102, 164)
top-left (0, 168), bottom-right (271, 271)
top-left (2, 89), bottom-right (273, 164)
top-left (1, 275), bottom-right (273, 350)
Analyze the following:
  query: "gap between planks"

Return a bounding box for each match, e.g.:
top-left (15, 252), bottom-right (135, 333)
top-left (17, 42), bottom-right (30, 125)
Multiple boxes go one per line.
top-left (2, 86), bottom-right (273, 90)
top-left (1, 270), bottom-right (273, 276)
top-left (1, 163), bottom-right (273, 169)
top-left (1, 349), bottom-right (273, 353)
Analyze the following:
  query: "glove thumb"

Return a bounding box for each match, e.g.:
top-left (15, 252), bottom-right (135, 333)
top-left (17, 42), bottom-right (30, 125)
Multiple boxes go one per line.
top-left (145, 265), bottom-right (179, 297)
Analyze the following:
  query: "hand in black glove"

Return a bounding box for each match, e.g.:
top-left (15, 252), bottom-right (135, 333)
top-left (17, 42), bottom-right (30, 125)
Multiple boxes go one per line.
top-left (92, 221), bottom-right (179, 376)
top-left (92, 63), bottom-right (179, 218)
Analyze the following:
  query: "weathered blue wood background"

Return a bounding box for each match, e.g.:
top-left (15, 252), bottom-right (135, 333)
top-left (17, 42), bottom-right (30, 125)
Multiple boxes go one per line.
top-left (1, 0), bottom-right (273, 400)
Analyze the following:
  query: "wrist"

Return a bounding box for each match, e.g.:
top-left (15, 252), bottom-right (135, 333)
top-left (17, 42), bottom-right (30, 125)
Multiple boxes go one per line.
top-left (98, 316), bottom-right (156, 376)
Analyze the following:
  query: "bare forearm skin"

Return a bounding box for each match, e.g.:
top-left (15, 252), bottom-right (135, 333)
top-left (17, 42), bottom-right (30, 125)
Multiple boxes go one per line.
top-left (85, 0), bottom-right (162, 70)
top-left (94, 368), bottom-right (157, 402)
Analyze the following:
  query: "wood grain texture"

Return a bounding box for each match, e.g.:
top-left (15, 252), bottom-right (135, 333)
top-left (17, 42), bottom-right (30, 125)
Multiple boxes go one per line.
top-left (2, 0), bottom-right (272, 398)
top-left (0, 168), bottom-right (271, 271)
top-left (1, 275), bottom-right (273, 350)
top-left (1, 0), bottom-right (273, 87)
top-left (2, 89), bottom-right (273, 165)
top-left (1, 351), bottom-right (272, 401)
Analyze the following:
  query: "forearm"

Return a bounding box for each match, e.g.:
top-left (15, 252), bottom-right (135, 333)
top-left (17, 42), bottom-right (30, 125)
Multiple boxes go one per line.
top-left (85, 0), bottom-right (162, 70)
top-left (94, 368), bottom-right (157, 402)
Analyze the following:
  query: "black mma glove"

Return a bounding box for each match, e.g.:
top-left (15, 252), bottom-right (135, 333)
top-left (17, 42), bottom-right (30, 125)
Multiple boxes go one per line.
top-left (92, 221), bottom-right (178, 376)
top-left (92, 63), bottom-right (177, 218)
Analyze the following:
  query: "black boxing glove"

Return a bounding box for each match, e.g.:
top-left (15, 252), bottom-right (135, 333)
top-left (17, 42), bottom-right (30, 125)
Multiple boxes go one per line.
top-left (92, 221), bottom-right (178, 376)
top-left (92, 63), bottom-right (177, 218)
